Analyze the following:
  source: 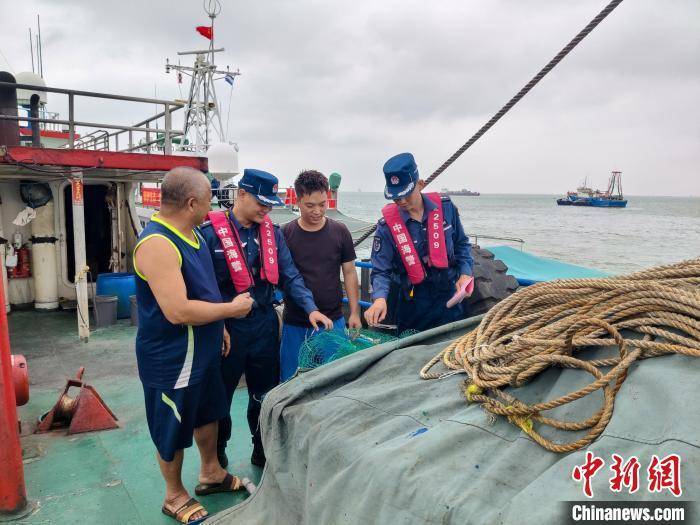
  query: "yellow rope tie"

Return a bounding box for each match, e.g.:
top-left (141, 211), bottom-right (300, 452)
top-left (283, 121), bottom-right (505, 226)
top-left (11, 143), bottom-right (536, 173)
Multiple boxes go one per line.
top-left (464, 383), bottom-right (483, 402)
top-left (421, 258), bottom-right (700, 453)
top-left (506, 407), bottom-right (534, 435)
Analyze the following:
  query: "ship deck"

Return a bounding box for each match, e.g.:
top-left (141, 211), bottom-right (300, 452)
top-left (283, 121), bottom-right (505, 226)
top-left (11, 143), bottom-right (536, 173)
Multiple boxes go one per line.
top-left (10, 310), bottom-right (260, 524)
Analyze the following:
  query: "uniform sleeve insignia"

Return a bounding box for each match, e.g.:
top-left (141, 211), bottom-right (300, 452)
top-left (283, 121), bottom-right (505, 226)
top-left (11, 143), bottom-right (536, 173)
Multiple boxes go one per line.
top-left (373, 236), bottom-right (382, 252)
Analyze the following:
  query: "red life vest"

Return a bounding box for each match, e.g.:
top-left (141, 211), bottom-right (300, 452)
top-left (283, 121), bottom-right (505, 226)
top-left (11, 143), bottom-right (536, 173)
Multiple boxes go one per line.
top-left (206, 210), bottom-right (279, 293)
top-left (381, 192), bottom-right (449, 285)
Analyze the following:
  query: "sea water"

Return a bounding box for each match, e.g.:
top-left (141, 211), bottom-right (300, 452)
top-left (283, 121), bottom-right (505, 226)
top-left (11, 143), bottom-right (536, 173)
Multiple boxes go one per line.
top-left (339, 193), bottom-right (700, 274)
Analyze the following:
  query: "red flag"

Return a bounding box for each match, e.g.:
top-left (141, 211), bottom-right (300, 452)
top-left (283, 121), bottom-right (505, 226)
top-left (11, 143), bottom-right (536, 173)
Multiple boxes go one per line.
top-left (196, 26), bottom-right (213, 40)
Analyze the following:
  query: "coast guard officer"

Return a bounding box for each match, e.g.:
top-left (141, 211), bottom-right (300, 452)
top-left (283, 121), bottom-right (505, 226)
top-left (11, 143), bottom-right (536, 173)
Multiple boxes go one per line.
top-left (201, 169), bottom-right (333, 468)
top-left (364, 153), bottom-right (474, 334)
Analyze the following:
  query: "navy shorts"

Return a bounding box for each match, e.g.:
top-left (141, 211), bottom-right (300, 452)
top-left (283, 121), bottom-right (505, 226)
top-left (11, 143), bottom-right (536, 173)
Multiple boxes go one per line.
top-left (142, 367), bottom-right (227, 462)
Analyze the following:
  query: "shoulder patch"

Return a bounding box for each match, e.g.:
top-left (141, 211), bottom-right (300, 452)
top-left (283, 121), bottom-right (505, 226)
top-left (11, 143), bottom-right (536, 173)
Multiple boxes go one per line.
top-left (372, 236), bottom-right (382, 253)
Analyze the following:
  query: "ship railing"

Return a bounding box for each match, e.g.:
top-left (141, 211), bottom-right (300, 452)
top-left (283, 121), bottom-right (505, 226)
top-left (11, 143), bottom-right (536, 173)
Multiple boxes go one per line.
top-left (39, 109), bottom-right (62, 132)
top-left (467, 233), bottom-right (524, 250)
top-left (16, 107), bottom-right (63, 133)
top-left (111, 107), bottom-right (183, 154)
top-left (73, 129), bottom-right (110, 151)
top-left (0, 81), bottom-right (185, 154)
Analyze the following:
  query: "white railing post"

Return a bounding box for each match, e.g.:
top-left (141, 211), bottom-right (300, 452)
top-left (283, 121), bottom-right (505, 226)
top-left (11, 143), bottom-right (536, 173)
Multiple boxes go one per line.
top-left (68, 93), bottom-right (75, 147)
top-left (164, 104), bottom-right (172, 154)
top-left (71, 174), bottom-right (90, 341)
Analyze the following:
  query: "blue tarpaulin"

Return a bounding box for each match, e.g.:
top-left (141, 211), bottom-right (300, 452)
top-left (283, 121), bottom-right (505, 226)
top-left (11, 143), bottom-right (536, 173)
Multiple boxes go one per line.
top-left (485, 245), bottom-right (609, 285)
top-left (210, 315), bottom-right (699, 525)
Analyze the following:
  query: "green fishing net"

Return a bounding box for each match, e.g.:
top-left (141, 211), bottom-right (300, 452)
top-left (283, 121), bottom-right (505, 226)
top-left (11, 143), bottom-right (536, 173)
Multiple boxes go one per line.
top-left (298, 328), bottom-right (419, 370)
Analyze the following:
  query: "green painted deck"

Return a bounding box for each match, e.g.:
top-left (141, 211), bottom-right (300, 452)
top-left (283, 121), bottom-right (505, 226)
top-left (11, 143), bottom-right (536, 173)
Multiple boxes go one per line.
top-left (10, 310), bottom-right (260, 524)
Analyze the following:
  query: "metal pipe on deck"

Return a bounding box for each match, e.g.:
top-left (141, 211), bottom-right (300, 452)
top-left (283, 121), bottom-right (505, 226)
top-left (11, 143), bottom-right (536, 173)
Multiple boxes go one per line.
top-left (342, 297), bottom-right (372, 309)
top-left (68, 93), bottom-right (75, 147)
top-left (116, 183), bottom-right (124, 272)
top-left (164, 104), bottom-right (172, 155)
top-left (0, 272), bottom-right (27, 515)
top-left (0, 72), bottom-right (19, 148)
top-left (71, 175), bottom-right (90, 341)
top-left (32, 200), bottom-right (59, 310)
top-left (29, 94), bottom-right (41, 147)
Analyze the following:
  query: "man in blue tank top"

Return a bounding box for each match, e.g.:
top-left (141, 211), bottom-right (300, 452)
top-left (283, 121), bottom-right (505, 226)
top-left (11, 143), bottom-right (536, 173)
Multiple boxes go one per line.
top-left (134, 167), bottom-right (254, 523)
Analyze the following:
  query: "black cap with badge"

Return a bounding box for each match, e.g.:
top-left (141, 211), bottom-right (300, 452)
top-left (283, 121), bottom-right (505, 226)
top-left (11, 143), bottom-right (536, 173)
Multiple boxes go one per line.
top-left (383, 152), bottom-right (419, 200)
top-left (238, 169), bottom-right (284, 206)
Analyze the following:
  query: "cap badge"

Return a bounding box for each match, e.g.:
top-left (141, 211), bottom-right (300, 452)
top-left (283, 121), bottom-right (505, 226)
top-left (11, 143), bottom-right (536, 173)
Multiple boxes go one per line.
top-left (390, 176), bottom-right (400, 185)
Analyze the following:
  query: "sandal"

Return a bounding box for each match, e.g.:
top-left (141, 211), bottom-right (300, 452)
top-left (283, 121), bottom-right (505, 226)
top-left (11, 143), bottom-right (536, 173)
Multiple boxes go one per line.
top-left (195, 472), bottom-right (243, 496)
top-left (161, 497), bottom-right (208, 524)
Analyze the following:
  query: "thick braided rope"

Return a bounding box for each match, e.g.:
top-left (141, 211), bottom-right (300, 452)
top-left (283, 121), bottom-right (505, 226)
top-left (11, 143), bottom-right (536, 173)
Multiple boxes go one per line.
top-left (420, 258), bottom-right (700, 453)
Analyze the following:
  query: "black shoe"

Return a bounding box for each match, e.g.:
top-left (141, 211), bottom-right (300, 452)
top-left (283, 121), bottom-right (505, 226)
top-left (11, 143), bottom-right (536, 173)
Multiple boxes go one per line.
top-left (251, 444), bottom-right (266, 467)
top-left (217, 449), bottom-right (229, 469)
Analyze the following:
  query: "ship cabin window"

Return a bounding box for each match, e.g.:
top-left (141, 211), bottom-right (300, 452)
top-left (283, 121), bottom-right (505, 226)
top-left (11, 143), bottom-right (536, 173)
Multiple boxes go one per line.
top-left (63, 184), bottom-right (113, 283)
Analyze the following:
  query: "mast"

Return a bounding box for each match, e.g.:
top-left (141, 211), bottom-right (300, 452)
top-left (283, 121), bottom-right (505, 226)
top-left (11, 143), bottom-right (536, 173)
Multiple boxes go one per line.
top-left (165, 0), bottom-right (240, 154)
top-left (37, 15), bottom-right (43, 78)
top-left (29, 28), bottom-right (34, 74)
top-left (611, 170), bottom-right (622, 198)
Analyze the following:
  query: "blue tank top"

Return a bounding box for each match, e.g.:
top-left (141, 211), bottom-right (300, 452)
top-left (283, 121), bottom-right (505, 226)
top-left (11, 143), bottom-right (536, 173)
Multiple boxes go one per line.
top-left (133, 215), bottom-right (223, 389)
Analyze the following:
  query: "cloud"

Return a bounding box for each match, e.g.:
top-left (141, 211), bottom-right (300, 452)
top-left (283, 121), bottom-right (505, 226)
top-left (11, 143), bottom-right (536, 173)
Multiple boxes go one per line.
top-left (0, 0), bottom-right (698, 195)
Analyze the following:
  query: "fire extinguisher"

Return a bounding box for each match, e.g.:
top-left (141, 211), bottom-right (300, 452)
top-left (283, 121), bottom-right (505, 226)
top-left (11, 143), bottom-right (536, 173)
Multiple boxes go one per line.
top-left (9, 246), bottom-right (31, 279)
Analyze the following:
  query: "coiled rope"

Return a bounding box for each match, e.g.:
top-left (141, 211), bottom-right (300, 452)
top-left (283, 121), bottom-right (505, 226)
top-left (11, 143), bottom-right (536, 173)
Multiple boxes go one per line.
top-left (420, 258), bottom-right (700, 453)
top-left (353, 0), bottom-right (625, 248)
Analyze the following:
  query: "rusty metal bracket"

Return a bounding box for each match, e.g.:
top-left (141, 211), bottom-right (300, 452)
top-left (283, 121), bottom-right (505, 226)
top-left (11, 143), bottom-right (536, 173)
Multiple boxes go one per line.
top-left (35, 367), bottom-right (118, 435)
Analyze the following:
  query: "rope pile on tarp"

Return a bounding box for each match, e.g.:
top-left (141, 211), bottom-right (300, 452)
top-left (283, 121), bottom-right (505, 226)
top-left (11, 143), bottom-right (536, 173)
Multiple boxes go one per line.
top-left (420, 258), bottom-right (700, 452)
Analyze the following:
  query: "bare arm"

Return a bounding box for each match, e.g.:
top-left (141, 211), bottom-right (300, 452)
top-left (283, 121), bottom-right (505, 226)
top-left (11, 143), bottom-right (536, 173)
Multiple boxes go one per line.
top-left (134, 236), bottom-right (252, 325)
top-left (342, 260), bottom-right (362, 329)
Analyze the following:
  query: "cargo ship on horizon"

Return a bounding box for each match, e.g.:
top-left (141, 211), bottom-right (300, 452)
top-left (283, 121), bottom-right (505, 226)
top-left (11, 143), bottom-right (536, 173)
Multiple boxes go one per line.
top-left (440, 187), bottom-right (480, 196)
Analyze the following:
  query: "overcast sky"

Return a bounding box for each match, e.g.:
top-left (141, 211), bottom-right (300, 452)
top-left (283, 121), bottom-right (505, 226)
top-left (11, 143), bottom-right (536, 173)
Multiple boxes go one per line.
top-left (1, 0), bottom-right (698, 196)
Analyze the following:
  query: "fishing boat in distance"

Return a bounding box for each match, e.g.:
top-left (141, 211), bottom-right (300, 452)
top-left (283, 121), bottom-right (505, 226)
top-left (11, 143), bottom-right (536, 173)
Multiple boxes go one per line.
top-left (557, 171), bottom-right (627, 207)
top-left (441, 187), bottom-right (480, 196)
